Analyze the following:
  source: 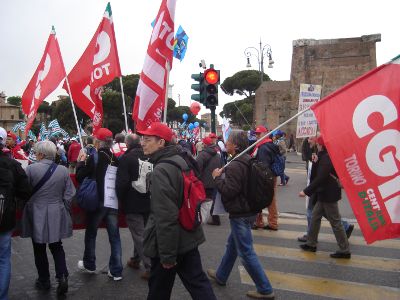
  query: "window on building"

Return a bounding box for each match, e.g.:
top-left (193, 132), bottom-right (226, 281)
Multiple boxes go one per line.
top-left (11, 115), bottom-right (14, 120)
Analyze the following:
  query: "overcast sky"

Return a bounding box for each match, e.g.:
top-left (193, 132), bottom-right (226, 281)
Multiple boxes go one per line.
top-left (1, 0), bottom-right (398, 121)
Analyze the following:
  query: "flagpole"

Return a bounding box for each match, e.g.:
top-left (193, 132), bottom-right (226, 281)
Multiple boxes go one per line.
top-left (64, 77), bottom-right (84, 148)
top-left (163, 62), bottom-right (171, 124)
top-left (119, 77), bottom-right (129, 132)
top-left (223, 107), bottom-right (312, 169)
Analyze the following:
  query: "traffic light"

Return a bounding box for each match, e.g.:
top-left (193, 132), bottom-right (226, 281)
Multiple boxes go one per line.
top-left (204, 68), bottom-right (220, 107)
top-left (191, 73), bottom-right (205, 103)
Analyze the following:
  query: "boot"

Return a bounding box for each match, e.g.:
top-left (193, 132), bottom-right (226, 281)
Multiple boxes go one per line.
top-left (56, 275), bottom-right (68, 295)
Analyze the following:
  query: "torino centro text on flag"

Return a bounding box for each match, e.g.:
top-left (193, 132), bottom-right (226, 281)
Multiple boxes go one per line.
top-left (311, 55), bottom-right (400, 244)
top-left (21, 28), bottom-right (66, 134)
top-left (64, 2), bottom-right (121, 134)
top-left (133, 0), bottom-right (177, 131)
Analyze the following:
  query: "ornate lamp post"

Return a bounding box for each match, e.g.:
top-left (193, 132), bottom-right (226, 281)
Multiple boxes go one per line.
top-left (244, 39), bottom-right (274, 84)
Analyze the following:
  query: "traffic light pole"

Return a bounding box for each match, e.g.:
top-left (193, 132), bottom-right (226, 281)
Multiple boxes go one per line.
top-left (210, 106), bottom-right (216, 134)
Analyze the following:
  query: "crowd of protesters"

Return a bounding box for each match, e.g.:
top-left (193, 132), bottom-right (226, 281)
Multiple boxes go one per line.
top-left (0, 123), bottom-right (353, 300)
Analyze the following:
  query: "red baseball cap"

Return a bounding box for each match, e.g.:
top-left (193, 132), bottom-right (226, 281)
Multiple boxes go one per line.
top-left (202, 137), bottom-right (213, 146)
top-left (317, 136), bottom-right (325, 147)
top-left (138, 122), bottom-right (173, 142)
top-left (94, 128), bottom-right (113, 141)
top-left (208, 133), bottom-right (217, 138)
top-left (7, 131), bottom-right (17, 141)
top-left (255, 126), bottom-right (268, 133)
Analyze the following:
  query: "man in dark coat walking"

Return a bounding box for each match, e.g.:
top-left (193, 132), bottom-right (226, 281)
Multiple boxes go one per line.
top-left (116, 134), bottom-right (151, 279)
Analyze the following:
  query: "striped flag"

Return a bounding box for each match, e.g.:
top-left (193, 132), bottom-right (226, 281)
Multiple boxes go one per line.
top-left (28, 130), bottom-right (37, 142)
top-left (60, 128), bottom-right (70, 139)
top-left (39, 122), bottom-right (49, 140)
top-left (11, 122), bottom-right (26, 133)
top-left (48, 119), bottom-right (62, 136)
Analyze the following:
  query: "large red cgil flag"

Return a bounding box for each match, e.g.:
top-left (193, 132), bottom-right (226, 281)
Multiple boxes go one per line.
top-left (311, 55), bottom-right (400, 244)
top-left (22, 27), bottom-right (66, 134)
top-left (132, 0), bottom-right (177, 131)
top-left (63, 2), bottom-right (121, 134)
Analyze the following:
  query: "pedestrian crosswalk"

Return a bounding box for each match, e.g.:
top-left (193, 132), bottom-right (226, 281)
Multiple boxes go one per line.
top-left (239, 217), bottom-right (400, 300)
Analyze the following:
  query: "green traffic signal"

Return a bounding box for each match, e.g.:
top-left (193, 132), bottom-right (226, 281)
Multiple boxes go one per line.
top-left (190, 73), bottom-right (205, 103)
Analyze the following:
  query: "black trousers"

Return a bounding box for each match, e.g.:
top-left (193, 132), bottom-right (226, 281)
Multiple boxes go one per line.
top-left (147, 247), bottom-right (216, 300)
top-left (32, 240), bottom-right (68, 280)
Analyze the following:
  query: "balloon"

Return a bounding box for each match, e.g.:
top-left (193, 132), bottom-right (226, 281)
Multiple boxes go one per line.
top-left (188, 123), bottom-right (194, 130)
top-left (182, 113), bottom-right (188, 121)
top-left (194, 121), bottom-right (199, 128)
top-left (190, 102), bottom-right (201, 116)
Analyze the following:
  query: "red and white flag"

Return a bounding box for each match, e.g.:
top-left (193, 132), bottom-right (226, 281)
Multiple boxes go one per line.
top-left (22, 28), bottom-right (66, 134)
top-left (63, 2), bottom-right (121, 134)
top-left (132, 0), bottom-right (177, 131)
top-left (311, 55), bottom-right (400, 244)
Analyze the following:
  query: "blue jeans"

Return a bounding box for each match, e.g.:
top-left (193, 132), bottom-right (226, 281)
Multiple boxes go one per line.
top-left (279, 157), bottom-right (289, 185)
top-left (83, 207), bottom-right (123, 276)
top-left (0, 231), bottom-right (12, 300)
top-left (306, 199), bottom-right (349, 234)
top-left (216, 217), bottom-right (273, 294)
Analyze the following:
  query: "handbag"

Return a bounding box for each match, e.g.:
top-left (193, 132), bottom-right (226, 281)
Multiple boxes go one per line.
top-left (76, 152), bottom-right (99, 211)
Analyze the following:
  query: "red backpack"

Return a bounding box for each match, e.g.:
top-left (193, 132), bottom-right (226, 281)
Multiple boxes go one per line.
top-left (160, 156), bottom-right (209, 231)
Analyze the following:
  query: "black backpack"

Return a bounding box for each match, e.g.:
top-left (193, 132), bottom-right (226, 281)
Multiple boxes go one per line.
top-left (239, 157), bottom-right (275, 212)
top-left (0, 161), bottom-right (15, 230)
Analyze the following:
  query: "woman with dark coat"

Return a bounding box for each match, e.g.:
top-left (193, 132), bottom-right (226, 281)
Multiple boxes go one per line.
top-left (21, 141), bottom-right (75, 295)
top-left (298, 136), bottom-right (351, 258)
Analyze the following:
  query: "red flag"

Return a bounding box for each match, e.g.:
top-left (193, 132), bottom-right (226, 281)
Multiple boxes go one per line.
top-left (22, 28), bottom-right (66, 134)
top-left (63, 3), bottom-right (121, 133)
top-left (311, 55), bottom-right (400, 244)
top-left (132, 0), bottom-right (177, 131)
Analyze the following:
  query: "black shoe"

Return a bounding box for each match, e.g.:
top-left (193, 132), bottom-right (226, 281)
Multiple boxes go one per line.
top-left (56, 275), bottom-right (68, 295)
top-left (330, 251), bottom-right (351, 259)
top-left (346, 224), bottom-right (354, 239)
top-left (35, 278), bottom-right (51, 291)
top-left (285, 176), bottom-right (290, 184)
top-left (263, 225), bottom-right (278, 231)
top-left (299, 244), bottom-right (317, 252)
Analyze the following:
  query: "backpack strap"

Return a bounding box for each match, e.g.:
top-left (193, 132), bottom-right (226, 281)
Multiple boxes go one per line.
top-left (31, 162), bottom-right (58, 196)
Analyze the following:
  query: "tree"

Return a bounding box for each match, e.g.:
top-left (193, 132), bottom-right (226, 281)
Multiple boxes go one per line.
top-left (221, 70), bottom-right (270, 98)
top-left (6, 96), bottom-right (21, 106)
top-left (51, 97), bottom-right (90, 134)
top-left (220, 96), bottom-right (254, 127)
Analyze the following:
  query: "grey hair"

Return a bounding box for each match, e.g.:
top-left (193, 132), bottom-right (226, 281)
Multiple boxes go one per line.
top-left (114, 133), bottom-right (125, 143)
top-left (99, 136), bottom-right (114, 149)
top-left (125, 134), bottom-right (141, 148)
top-left (228, 130), bottom-right (248, 153)
top-left (35, 141), bottom-right (57, 160)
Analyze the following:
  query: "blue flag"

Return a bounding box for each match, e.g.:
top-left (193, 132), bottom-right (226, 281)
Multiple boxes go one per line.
top-left (173, 26), bottom-right (189, 61)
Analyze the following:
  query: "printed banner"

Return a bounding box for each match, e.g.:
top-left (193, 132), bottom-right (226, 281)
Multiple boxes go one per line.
top-left (64, 2), bottom-right (121, 134)
top-left (21, 28), bottom-right (66, 134)
top-left (311, 56), bottom-right (400, 244)
top-left (133, 0), bottom-right (177, 131)
top-left (296, 84), bottom-right (322, 138)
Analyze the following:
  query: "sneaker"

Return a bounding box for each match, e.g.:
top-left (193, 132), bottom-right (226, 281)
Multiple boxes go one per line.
top-left (330, 251), bottom-right (351, 259)
top-left (346, 224), bottom-right (355, 239)
top-left (299, 244), bottom-right (317, 252)
top-left (35, 278), bottom-right (51, 291)
top-left (285, 177), bottom-right (290, 184)
top-left (206, 269), bottom-right (226, 286)
top-left (127, 258), bottom-right (141, 269)
top-left (77, 260), bottom-right (96, 274)
top-left (297, 235), bottom-right (307, 242)
top-left (263, 225), bottom-right (278, 231)
top-left (107, 270), bottom-right (123, 281)
top-left (246, 290), bottom-right (275, 299)
top-left (140, 271), bottom-right (150, 281)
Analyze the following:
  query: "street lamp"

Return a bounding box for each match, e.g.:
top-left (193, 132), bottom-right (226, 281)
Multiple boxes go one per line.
top-left (244, 39), bottom-right (274, 84)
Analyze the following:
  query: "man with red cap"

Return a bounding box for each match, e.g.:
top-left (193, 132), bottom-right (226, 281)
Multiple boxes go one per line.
top-left (76, 128), bottom-right (123, 281)
top-left (251, 125), bottom-right (280, 231)
top-left (6, 131), bottom-right (28, 160)
top-left (138, 122), bottom-right (216, 300)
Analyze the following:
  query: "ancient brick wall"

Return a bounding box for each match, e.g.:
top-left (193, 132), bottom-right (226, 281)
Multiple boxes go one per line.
top-left (255, 34), bottom-right (381, 146)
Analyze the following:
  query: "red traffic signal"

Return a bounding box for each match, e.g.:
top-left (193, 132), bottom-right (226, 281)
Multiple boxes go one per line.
top-left (204, 69), bottom-right (219, 84)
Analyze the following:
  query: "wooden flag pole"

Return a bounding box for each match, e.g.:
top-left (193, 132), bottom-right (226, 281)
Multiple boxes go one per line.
top-left (119, 76), bottom-right (129, 132)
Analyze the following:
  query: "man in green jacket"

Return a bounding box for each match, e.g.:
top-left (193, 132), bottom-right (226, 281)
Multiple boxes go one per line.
top-left (139, 122), bottom-right (216, 300)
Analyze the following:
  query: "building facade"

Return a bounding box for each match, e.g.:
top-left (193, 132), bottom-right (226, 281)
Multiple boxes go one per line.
top-left (254, 34), bottom-right (381, 146)
top-left (0, 92), bottom-right (23, 131)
